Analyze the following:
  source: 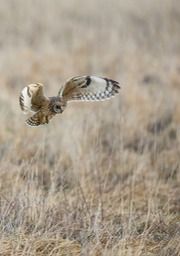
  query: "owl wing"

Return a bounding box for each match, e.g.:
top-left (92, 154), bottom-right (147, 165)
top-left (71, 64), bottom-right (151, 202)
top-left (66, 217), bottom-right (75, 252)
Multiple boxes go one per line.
top-left (19, 83), bottom-right (49, 114)
top-left (57, 76), bottom-right (120, 102)
top-left (25, 110), bottom-right (56, 127)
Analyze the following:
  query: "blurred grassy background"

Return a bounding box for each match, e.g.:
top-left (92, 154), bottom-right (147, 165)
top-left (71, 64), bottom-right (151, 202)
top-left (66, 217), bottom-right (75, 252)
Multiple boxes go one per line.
top-left (0, 0), bottom-right (179, 255)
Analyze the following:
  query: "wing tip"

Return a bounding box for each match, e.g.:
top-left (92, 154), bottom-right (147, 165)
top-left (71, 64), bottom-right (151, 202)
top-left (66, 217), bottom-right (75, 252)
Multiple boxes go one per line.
top-left (102, 77), bottom-right (121, 97)
top-left (19, 86), bottom-right (32, 114)
top-left (25, 117), bottom-right (41, 127)
top-left (19, 92), bottom-right (28, 114)
top-left (104, 77), bottom-right (121, 89)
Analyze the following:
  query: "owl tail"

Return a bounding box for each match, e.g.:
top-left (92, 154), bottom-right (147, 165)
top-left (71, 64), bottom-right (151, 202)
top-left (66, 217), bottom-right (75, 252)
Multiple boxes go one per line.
top-left (25, 112), bottom-right (55, 127)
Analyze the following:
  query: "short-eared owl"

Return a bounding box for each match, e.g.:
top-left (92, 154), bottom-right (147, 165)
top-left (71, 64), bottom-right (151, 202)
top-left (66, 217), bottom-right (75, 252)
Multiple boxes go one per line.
top-left (19, 76), bottom-right (120, 126)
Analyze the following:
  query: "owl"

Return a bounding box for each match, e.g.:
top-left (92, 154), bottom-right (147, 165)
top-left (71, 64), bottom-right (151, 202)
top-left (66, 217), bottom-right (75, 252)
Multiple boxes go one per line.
top-left (19, 76), bottom-right (120, 126)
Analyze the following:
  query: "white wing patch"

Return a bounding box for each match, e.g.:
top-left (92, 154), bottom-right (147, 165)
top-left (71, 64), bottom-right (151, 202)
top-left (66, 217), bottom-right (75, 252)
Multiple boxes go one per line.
top-left (19, 86), bottom-right (32, 114)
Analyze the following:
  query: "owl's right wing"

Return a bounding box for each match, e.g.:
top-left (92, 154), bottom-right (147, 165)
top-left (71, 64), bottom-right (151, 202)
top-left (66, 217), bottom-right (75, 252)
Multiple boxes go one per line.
top-left (57, 76), bottom-right (120, 102)
top-left (19, 83), bottom-right (49, 114)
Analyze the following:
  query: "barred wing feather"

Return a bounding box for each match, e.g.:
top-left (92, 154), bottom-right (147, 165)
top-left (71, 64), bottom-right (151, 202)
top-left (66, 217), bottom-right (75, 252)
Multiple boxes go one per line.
top-left (58, 76), bottom-right (120, 102)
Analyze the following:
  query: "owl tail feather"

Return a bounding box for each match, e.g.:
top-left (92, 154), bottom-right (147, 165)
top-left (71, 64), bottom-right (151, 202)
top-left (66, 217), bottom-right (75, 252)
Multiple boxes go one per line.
top-left (25, 112), bottom-right (55, 127)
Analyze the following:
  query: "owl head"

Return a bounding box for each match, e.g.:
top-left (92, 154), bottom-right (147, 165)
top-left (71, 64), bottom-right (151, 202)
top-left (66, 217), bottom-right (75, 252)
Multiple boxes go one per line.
top-left (49, 97), bottom-right (67, 114)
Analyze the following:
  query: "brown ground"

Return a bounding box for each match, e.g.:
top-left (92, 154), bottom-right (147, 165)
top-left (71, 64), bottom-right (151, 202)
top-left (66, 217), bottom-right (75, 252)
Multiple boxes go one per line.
top-left (0, 0), bottom-right (179, 255)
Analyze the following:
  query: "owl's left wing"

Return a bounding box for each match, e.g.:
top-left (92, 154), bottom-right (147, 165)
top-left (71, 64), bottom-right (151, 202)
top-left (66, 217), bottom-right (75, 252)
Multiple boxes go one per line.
top-left (57, 76), bottom-right (120, 102)
top-left (19, 83), bottom-right (49, 114)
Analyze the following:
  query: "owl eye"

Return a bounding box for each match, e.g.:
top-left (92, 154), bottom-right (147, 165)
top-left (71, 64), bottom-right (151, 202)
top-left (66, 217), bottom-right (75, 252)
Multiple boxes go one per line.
top-left (53, 104), bottom-right (62, 113)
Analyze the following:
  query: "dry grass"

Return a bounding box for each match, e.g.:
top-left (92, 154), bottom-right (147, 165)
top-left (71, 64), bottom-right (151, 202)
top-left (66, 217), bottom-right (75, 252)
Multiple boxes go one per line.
top-left (0, 0), bottom-right (180, 255)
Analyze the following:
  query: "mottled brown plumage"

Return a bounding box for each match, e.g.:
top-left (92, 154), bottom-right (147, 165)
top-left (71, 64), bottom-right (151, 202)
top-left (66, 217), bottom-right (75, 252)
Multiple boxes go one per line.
top-left (19, 76), bottom-right (120, 126)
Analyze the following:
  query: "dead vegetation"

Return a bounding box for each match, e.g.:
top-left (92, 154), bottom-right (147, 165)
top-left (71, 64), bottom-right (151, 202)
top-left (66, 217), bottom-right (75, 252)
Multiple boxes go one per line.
top-left (0, 0), bottom-right (179, 255)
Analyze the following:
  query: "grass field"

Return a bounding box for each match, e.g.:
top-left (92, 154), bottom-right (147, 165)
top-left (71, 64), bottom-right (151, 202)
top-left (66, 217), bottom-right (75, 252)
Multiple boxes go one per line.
top-left (0, 0), bottom-right (179, 255)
